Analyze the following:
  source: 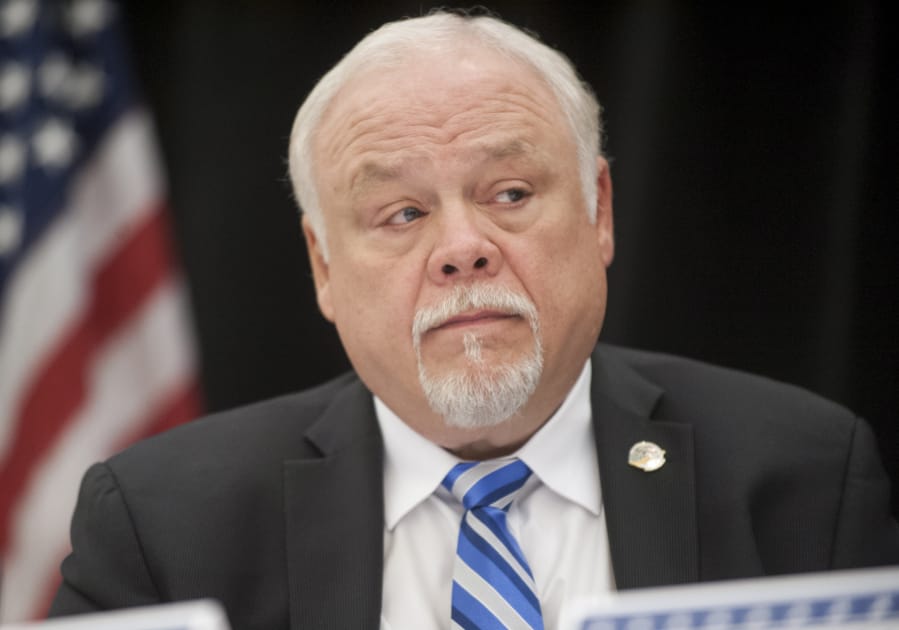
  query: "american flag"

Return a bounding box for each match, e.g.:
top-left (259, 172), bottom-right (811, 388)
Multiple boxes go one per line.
top-left (0, 0), bottom-right (201, 620)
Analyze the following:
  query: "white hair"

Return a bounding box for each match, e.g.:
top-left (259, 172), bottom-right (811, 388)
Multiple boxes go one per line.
top-left (287, 10), bottom-right (603, 259)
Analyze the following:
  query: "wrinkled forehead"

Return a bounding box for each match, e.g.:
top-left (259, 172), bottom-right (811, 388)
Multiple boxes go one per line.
top-left (311, 47), bottom-right (569, 180)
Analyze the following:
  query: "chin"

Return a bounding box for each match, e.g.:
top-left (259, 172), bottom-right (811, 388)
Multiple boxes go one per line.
top-left (419, 344), bottom-right (544, 431)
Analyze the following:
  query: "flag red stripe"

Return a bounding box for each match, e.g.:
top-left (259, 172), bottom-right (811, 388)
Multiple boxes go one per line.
top-left (117, 380), bottom-right (203, 449)
top-left (30, 381), bottom-right (202, 621)
top-left (0, 206), bottom-right (176, 551)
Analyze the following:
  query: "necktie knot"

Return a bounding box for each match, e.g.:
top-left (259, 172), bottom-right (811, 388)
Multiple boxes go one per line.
top-left (442, 458), bottom-right (533, 512)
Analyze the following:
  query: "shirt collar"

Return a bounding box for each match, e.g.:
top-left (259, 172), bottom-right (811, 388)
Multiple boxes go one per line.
top-left (517, 359), bottom-right (600, 516)
top-left (375, 358), bottom-right (599, 530)
top-left (375, 396), bottom-right (460, 530)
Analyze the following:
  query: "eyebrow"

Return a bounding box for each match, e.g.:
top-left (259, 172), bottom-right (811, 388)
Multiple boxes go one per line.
top-left (357, 161), bottom-right (401, 182)
top-left (481, 138), bottom-right (533, 160)
top-left (346, 137), bottom-right (544, 197)
top-left (348, 161), bottom-right (404, 198)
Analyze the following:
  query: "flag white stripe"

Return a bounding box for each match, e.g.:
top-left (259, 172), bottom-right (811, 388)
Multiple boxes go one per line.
top-left (0, 278), bottom-right (196, 622)
top-left (0, 111), bottom-right (165, 460)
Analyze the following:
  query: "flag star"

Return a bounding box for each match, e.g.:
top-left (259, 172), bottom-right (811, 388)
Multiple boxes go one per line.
top-left (0, 0), bottom-right (38, 38)
top-left (66, 0), bottom-right (113, 37)
top-left (0, 205), bottom-right (24, 256)
top-left (67, 64), bottom-right (105, 109)
top-left (0, 63), bottom-right (31, 111)
top-left (38, 56), bottom-right (106, 110)
top-left (38, 54), bottom-right (71, 103)
top-left (0, 135), bottom-right (27, 184)
top-left (32, 118), bottom-right (78, 169)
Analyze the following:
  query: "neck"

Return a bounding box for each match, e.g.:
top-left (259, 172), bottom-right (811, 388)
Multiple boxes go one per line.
top-left (435, 397), bottom-right (566, 460)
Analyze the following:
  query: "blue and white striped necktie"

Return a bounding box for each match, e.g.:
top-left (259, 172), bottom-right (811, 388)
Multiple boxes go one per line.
top-left (442, 459), bottom-right (544, 630)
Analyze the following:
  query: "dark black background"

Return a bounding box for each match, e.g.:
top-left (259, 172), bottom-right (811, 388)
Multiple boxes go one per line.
top-left (121, 2), bottom-right (897, 513)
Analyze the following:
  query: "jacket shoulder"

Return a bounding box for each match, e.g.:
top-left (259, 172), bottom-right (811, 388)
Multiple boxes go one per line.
top-left (596, 344), bottom-right (899, 574)
top-left (107, 370), bottom-right (365, 476)
top-left (597, 343), bottom-right (856, 430)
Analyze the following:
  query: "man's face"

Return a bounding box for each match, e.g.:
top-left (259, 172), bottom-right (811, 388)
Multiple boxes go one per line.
top-left (304, 47), bottom-right (614, 455)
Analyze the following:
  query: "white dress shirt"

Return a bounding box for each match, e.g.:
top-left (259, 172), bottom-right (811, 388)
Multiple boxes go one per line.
top-left (376, 360), bottom-right (615, 629)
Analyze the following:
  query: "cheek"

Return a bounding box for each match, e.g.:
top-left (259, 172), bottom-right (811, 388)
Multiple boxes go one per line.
top-left (510, 218), bottom-right (606, 330)
top-left (328, 256), bottom-right (420, 346)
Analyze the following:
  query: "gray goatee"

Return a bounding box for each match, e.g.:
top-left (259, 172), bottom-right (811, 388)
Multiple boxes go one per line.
top-left (412, 284), bottom-right (543, 429)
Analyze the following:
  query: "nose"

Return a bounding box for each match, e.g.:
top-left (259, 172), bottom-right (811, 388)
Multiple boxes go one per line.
top-left (427, 207), bottom-right (502, 285)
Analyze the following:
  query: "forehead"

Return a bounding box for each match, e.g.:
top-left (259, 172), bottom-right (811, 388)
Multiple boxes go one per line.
top-left (312, 48), bottom-right (571, 189)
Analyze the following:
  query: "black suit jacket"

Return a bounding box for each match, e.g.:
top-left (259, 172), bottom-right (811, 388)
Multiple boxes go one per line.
top-left (49, 344), bottom-right (899, 629)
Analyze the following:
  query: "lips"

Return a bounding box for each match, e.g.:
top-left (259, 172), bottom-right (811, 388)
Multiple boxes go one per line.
top-left (432, 310), bottom-right (518, 332)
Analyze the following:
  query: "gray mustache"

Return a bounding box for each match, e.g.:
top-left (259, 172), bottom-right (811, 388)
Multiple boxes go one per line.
top-left (412, 285), bottom-right (539, 351)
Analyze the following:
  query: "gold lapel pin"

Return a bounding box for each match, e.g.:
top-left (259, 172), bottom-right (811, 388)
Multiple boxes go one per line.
top-left (628, 441), bottom-right (666, 472)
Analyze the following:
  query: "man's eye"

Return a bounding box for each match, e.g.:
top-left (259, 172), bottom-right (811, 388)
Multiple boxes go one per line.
top-left (494, 188), bottom-right (530, 204)
top-left (387, 206), bottom-right (425, 225)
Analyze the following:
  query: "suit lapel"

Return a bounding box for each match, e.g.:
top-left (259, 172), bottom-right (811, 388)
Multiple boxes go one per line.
top-left (284, 380), bottom-right (384, 630)
top-left (591, 346), bottom-right (699, 588)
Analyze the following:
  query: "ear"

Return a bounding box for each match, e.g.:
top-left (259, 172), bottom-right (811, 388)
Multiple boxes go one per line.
top-left (594, 155), bottom-right (615, 267)
top-left (301, 215), bottom-right (335, 322)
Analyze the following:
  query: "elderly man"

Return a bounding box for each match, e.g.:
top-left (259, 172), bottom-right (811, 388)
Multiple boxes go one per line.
top-left (50, 11), bottom-right (899, 630)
